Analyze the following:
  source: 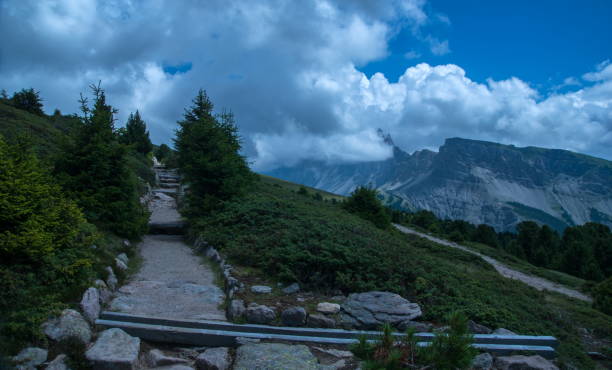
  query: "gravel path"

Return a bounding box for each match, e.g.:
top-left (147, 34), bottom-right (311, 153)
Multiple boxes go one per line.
top-left (109, 170), bottom-right (226, 320)
top-left (394, 224), bottom-right (592, 302)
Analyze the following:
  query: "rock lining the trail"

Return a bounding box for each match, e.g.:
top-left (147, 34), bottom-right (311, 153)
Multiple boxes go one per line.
top-left (340, 291), bottom-right (422, 330)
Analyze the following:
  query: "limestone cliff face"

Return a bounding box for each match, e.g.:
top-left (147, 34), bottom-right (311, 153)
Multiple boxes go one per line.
top-left (266, 137), bottom-right (612, 231)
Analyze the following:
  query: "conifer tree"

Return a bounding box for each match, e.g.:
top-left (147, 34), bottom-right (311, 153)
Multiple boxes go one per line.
top-left (174, 89), bottom-right (254, 216)
top-left (54, 84), bottom-right (149, 238)
top-left (120, 110), bottom-right (153, 154)
top-left (10, 88), bottom-right (44, 116)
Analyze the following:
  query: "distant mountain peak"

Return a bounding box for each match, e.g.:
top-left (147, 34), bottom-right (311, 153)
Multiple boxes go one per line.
top-left (376, 128), bottom-right (395, 146)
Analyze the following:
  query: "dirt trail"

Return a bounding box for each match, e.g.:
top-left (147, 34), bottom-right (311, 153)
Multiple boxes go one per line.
top-left (394, 224), bottom-right (592, 302)
top-left (109, 168), bottom-right (226, 320)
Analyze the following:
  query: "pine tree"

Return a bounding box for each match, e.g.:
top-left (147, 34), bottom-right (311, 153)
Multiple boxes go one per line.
top-left (174, 89), bottom-right (254, 216)
top-left (120, 110), bottom-right (153, 155)
top-left (343, 186), bottom-right (391, 229)
top-left (54, 84), bottom-right (149, 239)
top-left (10, 88), bottom-right (44, 116)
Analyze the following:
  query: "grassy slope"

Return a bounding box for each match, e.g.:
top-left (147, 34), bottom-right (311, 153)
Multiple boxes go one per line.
top-left (0, 101), bottom-right (75, 157)
top-left (190, 175), bottom-right (611, 369)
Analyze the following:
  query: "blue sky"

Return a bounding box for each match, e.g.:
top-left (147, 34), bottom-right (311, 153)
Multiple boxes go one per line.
top-left (361, 0), bottom-right (612, 91)
top-left (1, 0), bottom-right (611, 169)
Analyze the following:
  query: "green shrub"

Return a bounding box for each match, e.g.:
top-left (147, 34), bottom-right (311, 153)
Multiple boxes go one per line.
top-left (592, 277), bottom-right (612, 315)
top-left (343, 186), bottom-right (391, 229)
top-left (0, 135), bottom-right (97, 353)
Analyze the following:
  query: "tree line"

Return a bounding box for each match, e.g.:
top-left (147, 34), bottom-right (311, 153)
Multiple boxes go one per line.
top-left (0, 84), bottom-right (156, 353)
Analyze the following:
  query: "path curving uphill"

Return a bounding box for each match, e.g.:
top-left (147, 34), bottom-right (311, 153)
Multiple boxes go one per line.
top-left (393, 224), bottom-right (592, 302)
top-left (109, 166), bottom-right (226, 321)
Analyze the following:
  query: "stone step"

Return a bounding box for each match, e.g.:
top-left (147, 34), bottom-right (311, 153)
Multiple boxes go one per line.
top-left (148, 221), bottom-right (186, 235)
top-left (159, 183), bottom-right (179, 189)
top-left (95, 317), bottom-right (557, 358)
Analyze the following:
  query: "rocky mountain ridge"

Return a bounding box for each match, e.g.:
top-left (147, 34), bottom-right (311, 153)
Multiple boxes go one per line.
top-left (267, 134), bottom-right (612, 231)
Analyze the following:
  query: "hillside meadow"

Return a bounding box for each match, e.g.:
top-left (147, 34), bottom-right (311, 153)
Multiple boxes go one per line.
top-left (188, 175), bottom-right (612, 369)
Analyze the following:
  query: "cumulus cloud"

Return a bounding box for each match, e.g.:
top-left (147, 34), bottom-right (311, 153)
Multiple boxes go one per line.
top-left (1, 0), bottom-right (611, 172)
top-left (256, 62), bottom-right (611, 169)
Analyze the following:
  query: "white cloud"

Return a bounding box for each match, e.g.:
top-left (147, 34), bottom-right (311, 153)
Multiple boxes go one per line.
top-left (403, 50), bottom-right (421, 59)
top-left (1, 0), bottom-right (611, 172)
top-left (425, 35), bottom-right (451, 56)
top-left (583, 60), bottom-right (612, 81)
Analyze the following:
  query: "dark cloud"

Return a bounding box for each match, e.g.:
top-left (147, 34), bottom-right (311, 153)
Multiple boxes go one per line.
top-left (1, 0), bottom-right (610, 171)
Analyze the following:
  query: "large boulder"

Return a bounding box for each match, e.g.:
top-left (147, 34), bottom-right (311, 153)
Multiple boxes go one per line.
top-left (245, 303), bottom-right (276, 324)
top-left (80, 287), bottom-right (101, 324)
top-left (85, 328), bottom-right (140, 370)
top-left (195, 347), bottom-right (230, 370)
top-left (234, 343), bottom-right (319, 370)
top-left (307, 314), bottom-right (336, 328)
top-left (340, 291), bottom-right (421, 329)
top-left (494, 355), bottom-right (559, 370)
top-left (12, 347), bottom-right (47, 369)
top-left (42, 309), bottom-right (92, 345)
top-left (281, 306), bottom-right (307, 327)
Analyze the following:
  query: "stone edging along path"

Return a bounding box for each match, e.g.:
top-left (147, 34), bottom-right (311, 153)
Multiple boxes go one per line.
top-left (393, 224), bottom-right (592, 302)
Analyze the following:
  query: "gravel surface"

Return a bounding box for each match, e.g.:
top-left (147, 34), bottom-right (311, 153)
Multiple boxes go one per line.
top-left (394, 224), bottom-right (592, 302)
top-left (109, 181), bottom-right (226, 320)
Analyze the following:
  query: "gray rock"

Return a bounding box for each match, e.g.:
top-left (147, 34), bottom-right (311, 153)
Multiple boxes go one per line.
top-left (281, 306), bottom-right (307, 326)
top-left (494, 355), bottom-right (559, 370)
top-left (115, 258), bottom-right (128, 271)
top-left (105, 266), bottom-right (118, 291)
top-left (317, 302), bottom-right (341, 315)
top-left (80, 287), bottom-right (100, 324)
top-left (234, 343), bottom-right (319, 370)
top-left (493, 328), bottom-right (517, 335)
top-left (400, 321), bottom-right (433, 332)
top-left (147, 349), bottom-right (189, 367)
top-left (12, 347), bottom-right (47, 369)
top-left (250, 285), bottom-right (272, 294)
top-left (246, 303), bottom-right (276, 324)
top-left (235, 337), bottom-right (261, 345)
top-left (468, 320), bottom-right (492, 334)
top-left (46, 354), bottom-right (71, 370)
top-left (122, 240), bottom-right (131, 248)
top-left (117, 253), bottom-right (129, 265)
top-left (282, 283), bottom-right (300, 294)
top-left (228, 299), bottom-right (246, 321)
top-left (42, 309), bottom-right (92, 345)
top-left (340, 291), bottom-right (422, 330)
top-left (471, 352), bottom-right (493, 369)
top-left (151, 366), bottom-right (194, 370)
top-left (195, 347), bottom-right (230, 370)
top-left (94, 280), bottom-right (113, 305)
top-left (312, 347), bottom-right (353, 359)
top-left (85, 328), bottom-right (140, 370)
top-left (307, 314), bottom-right (336, 328)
